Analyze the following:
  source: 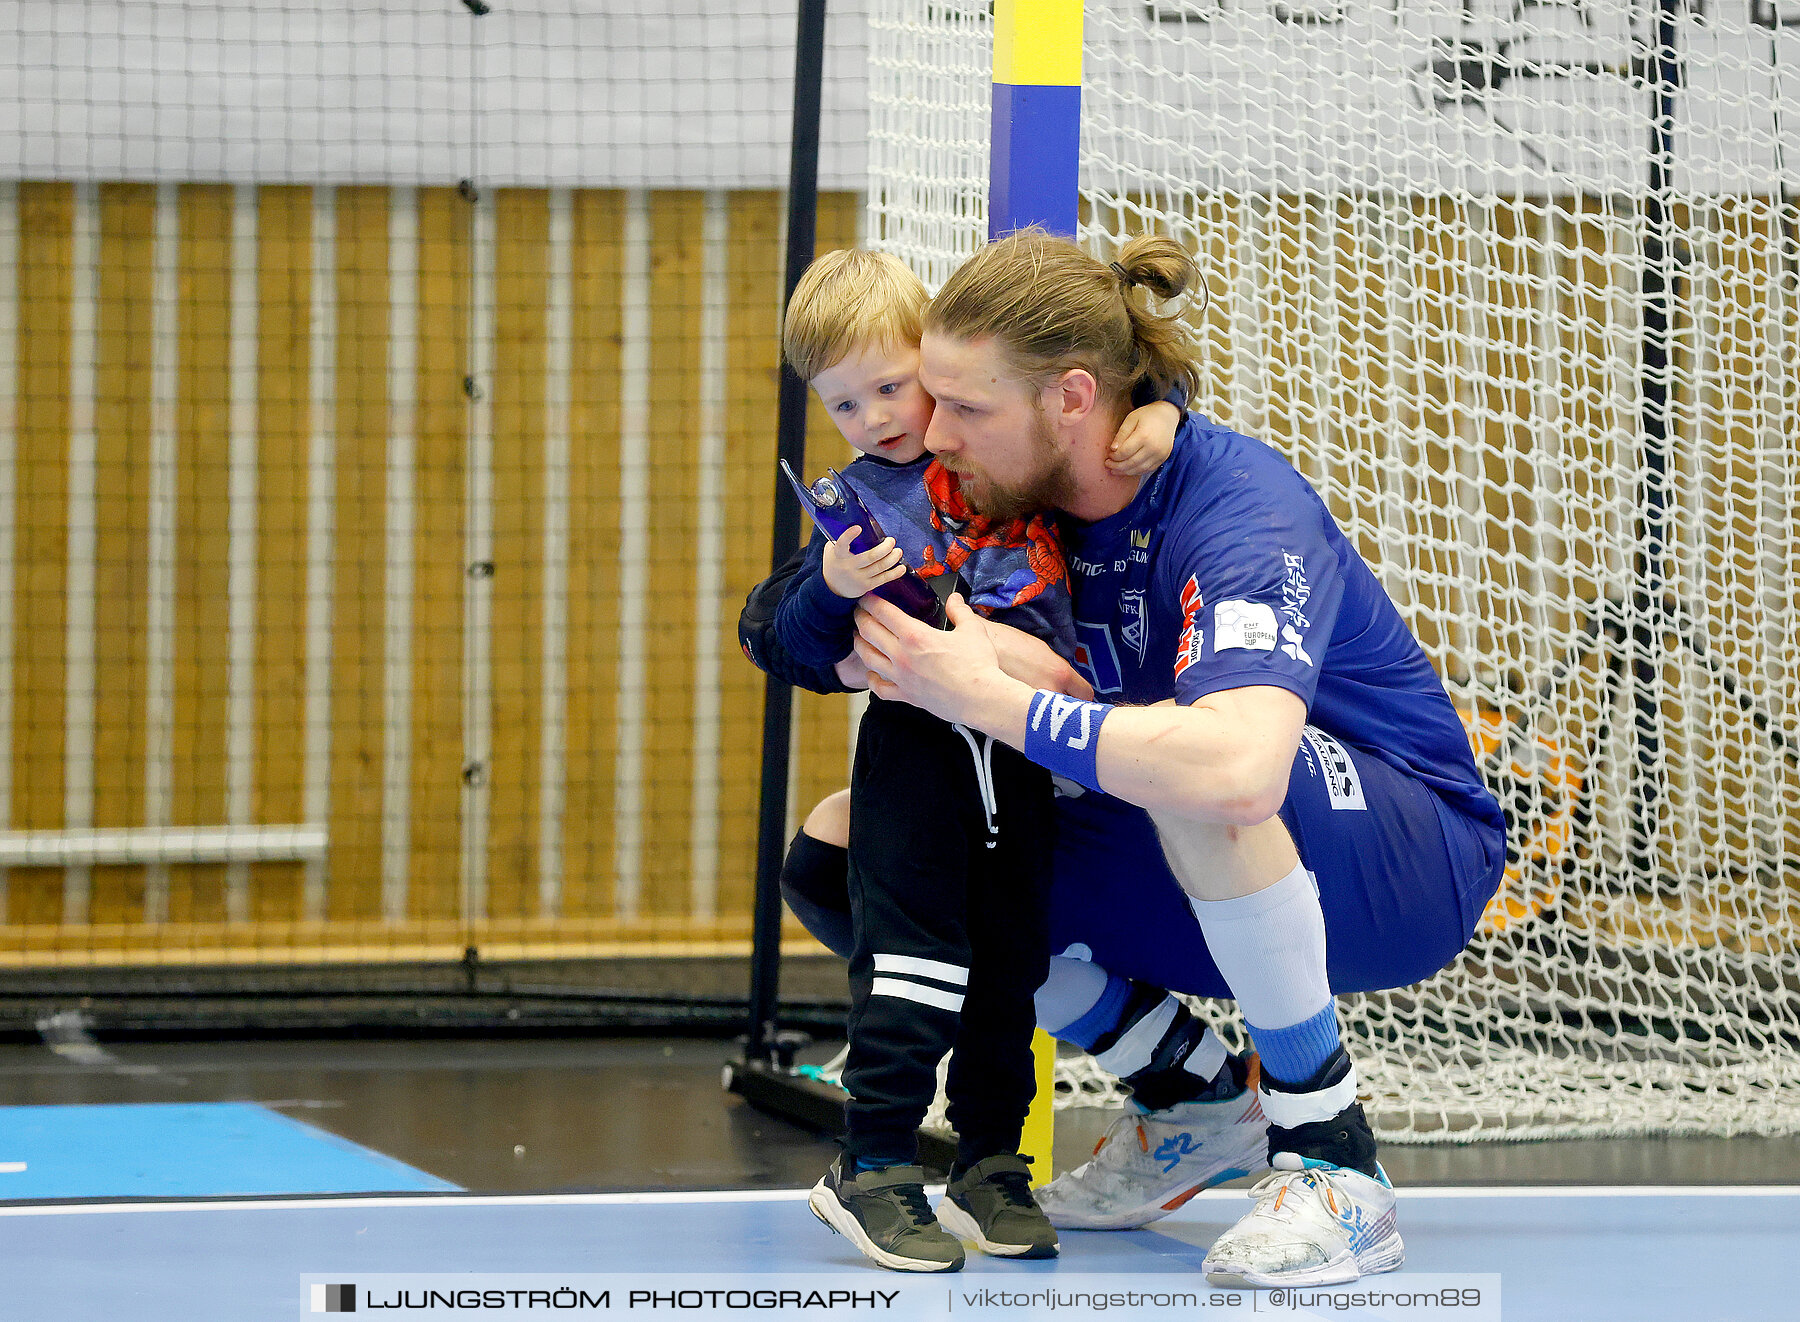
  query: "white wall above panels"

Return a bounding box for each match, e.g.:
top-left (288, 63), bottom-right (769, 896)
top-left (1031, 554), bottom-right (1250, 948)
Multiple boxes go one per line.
top-left (1086, 0), bottom-right (1800, 196)
top-left (4, 2), bottom-right (1795, 199)
top-left (0, 1), bottom-right (872, 189)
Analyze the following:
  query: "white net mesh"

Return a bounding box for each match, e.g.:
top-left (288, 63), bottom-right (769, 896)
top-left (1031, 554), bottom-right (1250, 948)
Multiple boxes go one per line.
top-left (870, 0), bottom-right (1800, 1139)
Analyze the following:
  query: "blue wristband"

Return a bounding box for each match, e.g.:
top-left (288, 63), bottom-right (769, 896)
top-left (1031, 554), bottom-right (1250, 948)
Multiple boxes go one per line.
top-left (1023, 690), bottom-right (1113, 793)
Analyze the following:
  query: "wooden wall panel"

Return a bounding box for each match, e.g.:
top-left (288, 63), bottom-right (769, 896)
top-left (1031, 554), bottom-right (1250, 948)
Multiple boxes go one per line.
top-left (169, 184), bottom-right (235, 923)
top-left (9, 183), bottom-right (72, 925)
top-left (715, 190), bottom-right (784, 921)
top-left (489, 189), bottom-right (548, 921)
top-left (251, 184), bottom-right (314, 924)
top-left (4, 183), bottom-right (856, 950)
top-left (640, 191), bottom-right (706, 919)
top-left (88, 183), bottom-right (156, 924)
top-left (1399, 194), bottom-right (1478, 666)
top-left (409, 186), bottom-right (470, 925)
top-left (790, 192), bottom-right (862, 829)
top-left (11, 183), bottom-right (1788, 961)
top-left (560, 189), bottom-right (625, 923)
top-left (327, 186), bottom-right (391, 926)
top-left (1676, 198), bottom-right (1800, 868)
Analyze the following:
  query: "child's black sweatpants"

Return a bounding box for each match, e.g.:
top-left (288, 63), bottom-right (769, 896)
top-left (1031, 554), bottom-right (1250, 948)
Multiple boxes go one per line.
top-left (840, 694), bottom-right (1053, 1169)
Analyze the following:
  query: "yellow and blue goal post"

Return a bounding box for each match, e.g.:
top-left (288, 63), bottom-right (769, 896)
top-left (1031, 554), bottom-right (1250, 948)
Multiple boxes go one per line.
top-left (989, 0), bottom-right (1085, 1183)
top-left (990, 0), bottom-right (1083, 241)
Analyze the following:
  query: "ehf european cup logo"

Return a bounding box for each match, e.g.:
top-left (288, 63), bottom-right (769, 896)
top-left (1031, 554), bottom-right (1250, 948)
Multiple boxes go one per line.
top-left (310, 1283), bottom-right (356, 1312)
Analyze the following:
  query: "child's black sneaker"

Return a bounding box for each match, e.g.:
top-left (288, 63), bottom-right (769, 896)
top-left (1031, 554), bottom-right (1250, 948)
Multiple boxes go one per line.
top-left (937, 1154), bottom-right (1060, 1259)
top-left (808, 1153), bottom-right (966, 1272)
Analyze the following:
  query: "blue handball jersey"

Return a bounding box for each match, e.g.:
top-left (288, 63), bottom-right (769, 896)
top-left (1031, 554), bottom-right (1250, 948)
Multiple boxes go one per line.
top-left (1060, 413), bottom-right (1503, 833)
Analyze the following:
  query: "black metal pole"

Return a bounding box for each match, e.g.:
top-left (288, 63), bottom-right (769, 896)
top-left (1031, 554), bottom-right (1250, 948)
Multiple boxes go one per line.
top-left (1627, 0), bottom-right (1684, 879)
top-left (744, 0), bottom-right (828, 1063)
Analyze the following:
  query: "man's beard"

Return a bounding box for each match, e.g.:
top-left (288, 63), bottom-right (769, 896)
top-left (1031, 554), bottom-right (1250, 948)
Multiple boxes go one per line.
top-left (941, 409), bottom-right (1076, 522)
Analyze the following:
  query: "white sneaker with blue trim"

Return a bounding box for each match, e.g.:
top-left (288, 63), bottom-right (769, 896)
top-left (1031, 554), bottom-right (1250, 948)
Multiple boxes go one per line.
top-left (1202, 1152), bottom-right (1404, 1288)
top-left (1035, 1084), bottom-right (1269, 1230)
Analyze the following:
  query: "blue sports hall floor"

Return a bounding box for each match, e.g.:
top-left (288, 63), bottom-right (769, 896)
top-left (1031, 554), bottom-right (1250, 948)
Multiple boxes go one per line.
top-left (0, 1035), bottom-right (1793, 1321)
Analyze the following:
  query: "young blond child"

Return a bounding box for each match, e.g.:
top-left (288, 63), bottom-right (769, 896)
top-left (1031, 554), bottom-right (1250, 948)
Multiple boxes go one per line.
top-left (764, 248), bottom-right (1179, 1273)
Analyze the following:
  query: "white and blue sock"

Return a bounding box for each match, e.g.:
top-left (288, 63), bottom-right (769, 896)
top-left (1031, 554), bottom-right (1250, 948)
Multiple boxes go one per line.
top-left (1189, 862), bottom-right (1344, 1095)
top-left (1035, 954), bottom-right (1237, 1108)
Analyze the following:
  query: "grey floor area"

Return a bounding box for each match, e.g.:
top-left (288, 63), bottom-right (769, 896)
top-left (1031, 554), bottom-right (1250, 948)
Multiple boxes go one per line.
top-left (1, 1034), bottom-right (1796, 1194)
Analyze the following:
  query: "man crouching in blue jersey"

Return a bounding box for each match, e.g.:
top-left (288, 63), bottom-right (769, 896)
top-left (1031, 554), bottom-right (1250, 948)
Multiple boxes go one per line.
top-left (848, 228), bottom-right (1508, 1289)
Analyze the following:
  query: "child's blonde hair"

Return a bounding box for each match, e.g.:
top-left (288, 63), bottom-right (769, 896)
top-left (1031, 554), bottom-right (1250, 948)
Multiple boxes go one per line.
top-left (781, 248), bottom-right (929, 382)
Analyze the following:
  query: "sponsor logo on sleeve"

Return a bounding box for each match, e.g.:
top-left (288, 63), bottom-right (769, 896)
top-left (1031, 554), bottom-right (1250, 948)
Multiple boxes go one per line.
top-left (1281, 624), bottom-right (1313, 666)
top-left (1213, 599), bottom-right (1279, 653)
top-left (1279, 551), bottom-right (1316, 666)
top-left (1174, 575), bottom-right (1206, 679)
